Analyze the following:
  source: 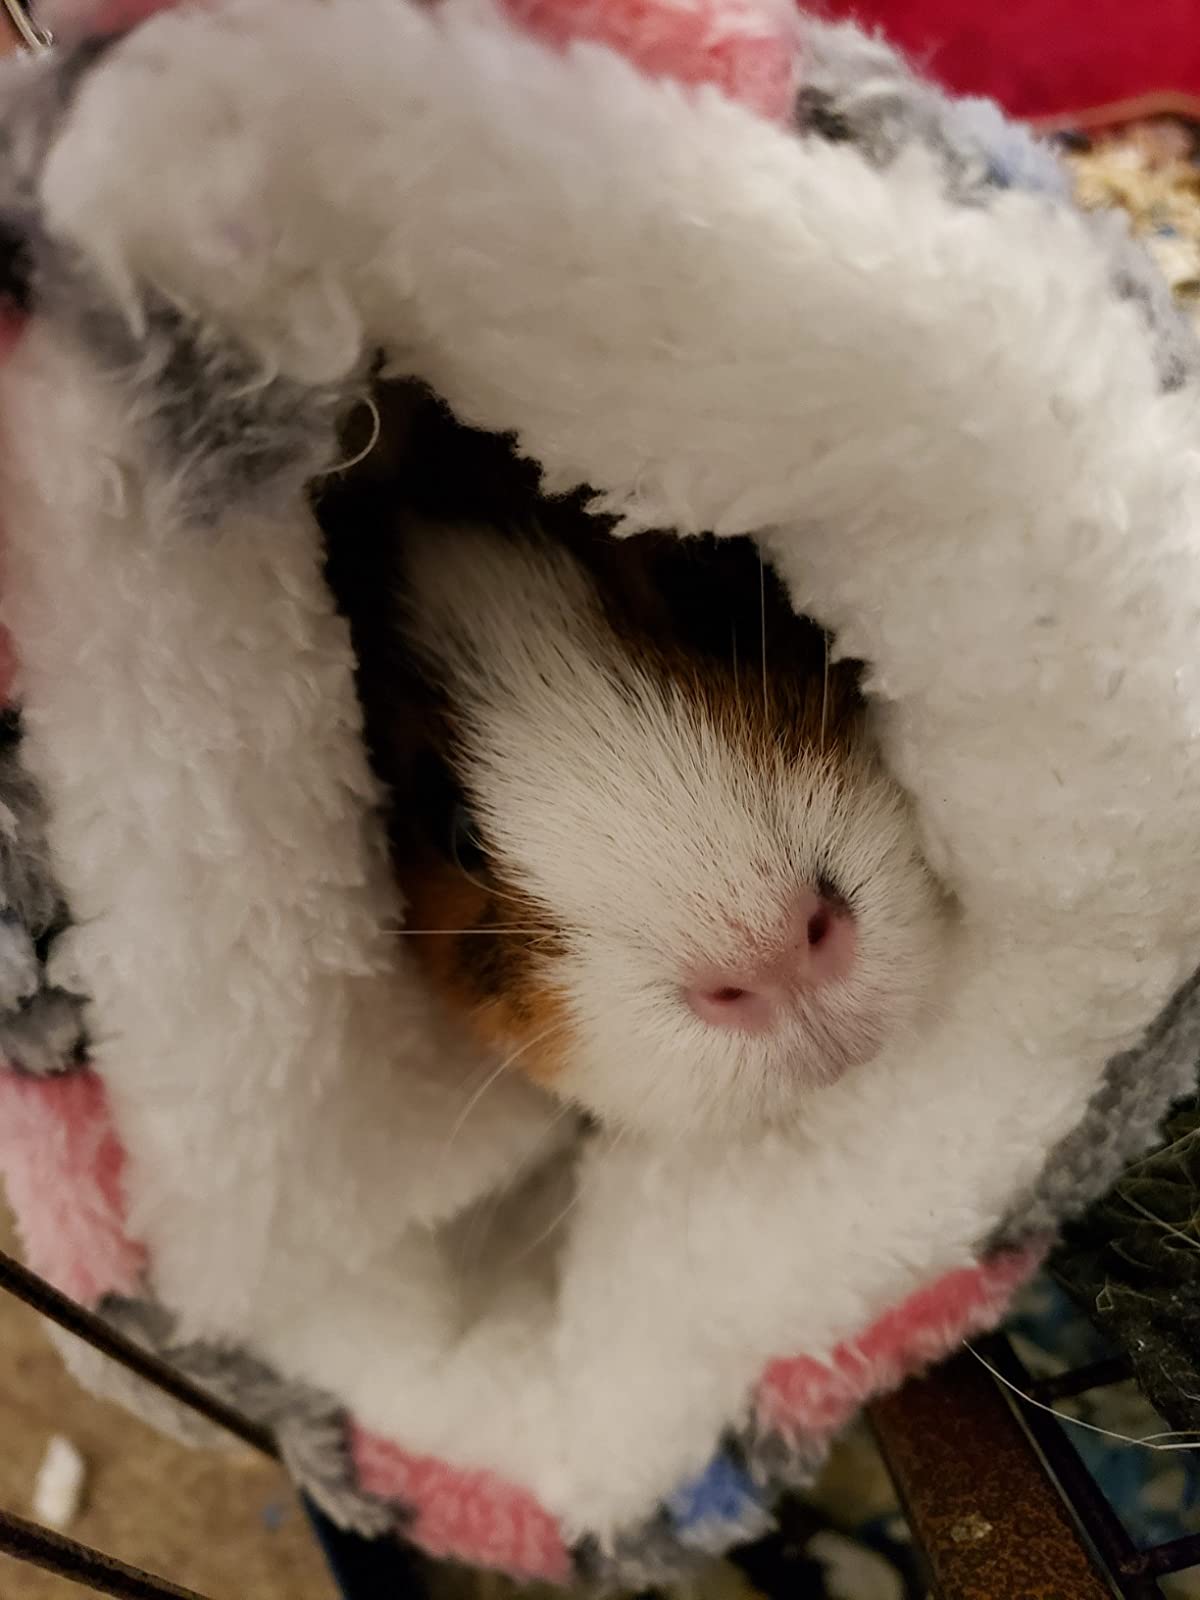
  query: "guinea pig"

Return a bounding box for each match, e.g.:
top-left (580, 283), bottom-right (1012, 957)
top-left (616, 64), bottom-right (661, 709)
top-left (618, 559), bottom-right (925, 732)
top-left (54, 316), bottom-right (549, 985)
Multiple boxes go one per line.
top-left (386, 518), bottom-right (947, 1138)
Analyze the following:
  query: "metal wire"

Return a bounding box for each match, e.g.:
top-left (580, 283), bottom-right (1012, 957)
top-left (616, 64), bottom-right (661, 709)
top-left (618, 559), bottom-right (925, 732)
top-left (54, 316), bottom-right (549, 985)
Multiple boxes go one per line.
top-left (0, 1249), bottom-right (278, 1596)
top-left (0, 1248), bottom-right (278, 1459)
top-left (979, 1332), bottom-right (1200, 1600)
top-left (0, 1507), bottom-right (214, 1600)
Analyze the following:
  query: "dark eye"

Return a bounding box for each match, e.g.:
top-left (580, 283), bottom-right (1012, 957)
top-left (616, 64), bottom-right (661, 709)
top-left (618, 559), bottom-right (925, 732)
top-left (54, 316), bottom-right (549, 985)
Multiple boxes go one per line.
top-left (449, 800), bottom-right (488, 874)
top-left (407, 749), bottom-right (489, 873)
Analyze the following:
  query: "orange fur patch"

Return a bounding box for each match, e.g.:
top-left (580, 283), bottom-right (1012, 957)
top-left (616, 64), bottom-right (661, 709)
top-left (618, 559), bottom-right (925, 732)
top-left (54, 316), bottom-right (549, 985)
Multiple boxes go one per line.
top-left (397, 853), bottom-right (575, 1084)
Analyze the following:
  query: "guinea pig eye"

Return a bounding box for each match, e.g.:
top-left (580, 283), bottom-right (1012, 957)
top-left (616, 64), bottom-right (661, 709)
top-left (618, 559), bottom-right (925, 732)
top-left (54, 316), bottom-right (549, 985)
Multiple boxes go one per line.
top-left (407, 749), bottom-right (489, 873)
top-left (449, 801), bottom-right (488, 875)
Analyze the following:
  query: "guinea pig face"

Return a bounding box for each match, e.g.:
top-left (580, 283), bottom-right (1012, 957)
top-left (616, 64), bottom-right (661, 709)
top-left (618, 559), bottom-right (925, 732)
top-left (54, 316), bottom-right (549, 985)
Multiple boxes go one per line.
top-left (392, 522), bottom-right (947, 1137)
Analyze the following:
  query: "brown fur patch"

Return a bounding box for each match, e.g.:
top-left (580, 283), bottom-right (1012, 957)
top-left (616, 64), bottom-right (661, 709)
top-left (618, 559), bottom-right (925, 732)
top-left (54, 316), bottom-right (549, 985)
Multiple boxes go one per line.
top-left (391, 781), bottom-right (575, 1083)
top-left (571, 527), bottom-right (865, 770)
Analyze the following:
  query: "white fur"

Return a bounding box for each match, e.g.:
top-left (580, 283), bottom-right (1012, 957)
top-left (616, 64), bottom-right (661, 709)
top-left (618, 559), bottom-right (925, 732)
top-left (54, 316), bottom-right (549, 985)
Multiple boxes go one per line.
top-left (400, 520), bottom-right (944, 1134)
top-left (13, 0), bottom-right (1200, 1539)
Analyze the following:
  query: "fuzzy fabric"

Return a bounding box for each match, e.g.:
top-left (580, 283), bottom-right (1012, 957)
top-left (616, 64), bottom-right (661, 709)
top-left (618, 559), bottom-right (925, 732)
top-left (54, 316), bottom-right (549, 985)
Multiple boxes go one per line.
top-left (1, 0), bottom-right (1200, 1586)
top-left (498, 0), bottom-right (801, 121)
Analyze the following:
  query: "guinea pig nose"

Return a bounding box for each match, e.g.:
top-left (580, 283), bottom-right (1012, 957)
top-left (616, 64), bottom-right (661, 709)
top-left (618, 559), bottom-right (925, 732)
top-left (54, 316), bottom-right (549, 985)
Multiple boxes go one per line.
top-left (797, 887), bottom-right (856, 985)
top-left (684, 890), bottom-right (856, 1031)
top-left (685, 981), bottom-right (779, 1033)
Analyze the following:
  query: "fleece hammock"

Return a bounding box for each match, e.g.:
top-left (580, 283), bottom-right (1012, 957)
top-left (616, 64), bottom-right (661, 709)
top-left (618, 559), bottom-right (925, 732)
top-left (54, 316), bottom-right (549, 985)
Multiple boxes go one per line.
top-left (1, 0), bottom-right (1200, 1587)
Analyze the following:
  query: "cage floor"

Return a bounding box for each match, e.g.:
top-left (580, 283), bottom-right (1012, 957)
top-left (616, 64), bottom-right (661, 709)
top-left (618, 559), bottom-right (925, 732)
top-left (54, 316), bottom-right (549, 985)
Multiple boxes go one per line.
top-left (0, 1200), bottom-right (338, 1600)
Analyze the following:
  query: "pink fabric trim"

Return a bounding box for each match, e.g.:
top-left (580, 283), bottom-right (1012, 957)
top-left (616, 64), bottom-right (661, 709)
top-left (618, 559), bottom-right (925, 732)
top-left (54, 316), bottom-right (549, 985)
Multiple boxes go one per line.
top-left (351, 1425), bottom-right (573, 1584)
top-left (0, 1069), bottom-right (146, 1304)
top-left (55, 0), bottom-right (799, 123)
top-left (0, 1037), bottom-right (1043, 1570)
top-left (499, 0), bottom-right (801, 121)
top-left (755, 1245), bottom-right (1044, 1439)
top-left (346, 1252), bottom-right (1038, 1579)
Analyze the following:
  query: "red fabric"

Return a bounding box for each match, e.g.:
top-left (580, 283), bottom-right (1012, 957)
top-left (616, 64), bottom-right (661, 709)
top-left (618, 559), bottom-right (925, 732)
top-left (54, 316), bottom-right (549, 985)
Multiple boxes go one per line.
top-left (816, 0), bottom-right (1200, 125)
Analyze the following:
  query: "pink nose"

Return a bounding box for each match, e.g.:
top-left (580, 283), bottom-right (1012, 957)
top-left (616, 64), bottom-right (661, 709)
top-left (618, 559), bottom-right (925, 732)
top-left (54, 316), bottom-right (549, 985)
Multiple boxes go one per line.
top-left (685, 889), bottom-right (856, 1032)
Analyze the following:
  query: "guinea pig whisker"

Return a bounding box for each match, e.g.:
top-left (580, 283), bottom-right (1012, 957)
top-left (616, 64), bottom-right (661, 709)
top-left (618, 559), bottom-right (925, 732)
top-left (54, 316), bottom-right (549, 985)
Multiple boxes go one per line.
top-left (452, 1094), bottom-right (583, 1276)
top-left (441, 1061), bottom-right (527, 1162)
top-left (442, 1021), bottom-right (568, 1157)
top-left (821, 633), bottom-right (831, 751)
top-left (390, 927), bottom-right (555, 935)
top-left (759, 552), bottom-right (768, 716)
top-left (501, 1116), bottom-right (630, 1270)
top-left (453, 861), bottom-right (547, 917)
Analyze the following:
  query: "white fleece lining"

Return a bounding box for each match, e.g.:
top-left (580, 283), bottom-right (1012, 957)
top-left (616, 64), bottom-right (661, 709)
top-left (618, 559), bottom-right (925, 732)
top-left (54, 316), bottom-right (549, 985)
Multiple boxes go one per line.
top-left (0, 325), bottom-right (566, 1329)
top-left (6, 0), bottom-right (1200, 1537)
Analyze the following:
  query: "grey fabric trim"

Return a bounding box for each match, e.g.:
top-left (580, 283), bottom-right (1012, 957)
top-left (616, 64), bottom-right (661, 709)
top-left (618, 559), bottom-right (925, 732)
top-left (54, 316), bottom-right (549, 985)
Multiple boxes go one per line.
top-left (60, 1288), bottom-right (833, 1590)
top-left (672, 1504), bottom-right (776, 1561)
top-left (59, 290), bottom-right (355, 527)
top-left (740, 1428), bottom-right (828, 1497)
top-left (0, 985), bottom-right (86, 1075)
top-left (1083, 206), bottom-right (1200, 391)
top-left (0, 739), bottom-right (63, 942)
top-left (0, 911), bottom-right (38, 1012)
top-left (0, 36), bottom-right (123, 316)
top-left (0, 38), bottom-right (110, 206)
top-left (576, 1432), bottom-right (823, 1588)
top-left (0, 41), bottom-right (354, 524)
top-left (0, 738), bottom-right (87, 1074)
top-left (11, 205), bottom-right (358, 524)
top-left (574, 1518), bottom-right (713, 1590)
top-left (97, 1295), bottom-right (398, 1538)
top-left (795, 20), bottom-right (1069, 204)
top-left (795, 22), bottom-right (948, 165)
top-left (991, 965), bottom-right (1200, 1247)
top-left (0, 53), bottom-right (101, 1084)
top-left (44, 1316), bottom-right (233, 1452)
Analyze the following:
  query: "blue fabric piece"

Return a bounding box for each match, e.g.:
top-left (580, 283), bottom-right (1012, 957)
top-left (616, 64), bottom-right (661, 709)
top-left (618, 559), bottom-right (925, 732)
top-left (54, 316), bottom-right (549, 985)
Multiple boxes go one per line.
top-left (667, 1451), bottom-right (766, 1534)
top-left (946, 97), bottom-right (1073, 197)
